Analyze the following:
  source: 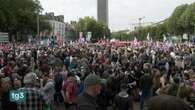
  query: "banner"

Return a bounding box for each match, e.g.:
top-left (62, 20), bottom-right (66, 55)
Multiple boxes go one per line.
top-left (79, 32), bottom-right (83, 38)
top-left (86, 32), bottom-right (92, 42)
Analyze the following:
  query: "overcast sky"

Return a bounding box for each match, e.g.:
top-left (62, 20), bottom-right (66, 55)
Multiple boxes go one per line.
top-left (39, 0), bottom-right (194, 31)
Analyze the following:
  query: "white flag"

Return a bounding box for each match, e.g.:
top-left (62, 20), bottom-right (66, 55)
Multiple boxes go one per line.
top-left (147, 33), bottom-right (150, 41)
top-left (163, 34), bottom-right (167, 42)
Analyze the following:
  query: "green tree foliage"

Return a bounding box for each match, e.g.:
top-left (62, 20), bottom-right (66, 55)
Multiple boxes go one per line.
top-left (65, 21), bottom-right (77, 40)
top-left (0, 0), bottom-right (51, 41)
top-left (126, 2), bottom-right (195, 40)
top-left (66, 17), bottom-right (110, 42)
top-left (155, 23), bottom-right (167, 40)
top-left (180, 3), bottom-right (195, 35)
top-left (167, 4), bottom-right (188, 35)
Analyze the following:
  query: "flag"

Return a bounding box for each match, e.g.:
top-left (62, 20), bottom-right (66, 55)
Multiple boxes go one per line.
top-left (54, 32), bottom-right (60, 45)
top-left (134, 37), bottom-right (137, 43)
top-left (163, 34), bottom-right (167, 42)
top-left (147, 33), bottom-right (150, 41)
top-left (79, 32), bottom-right (83, 38)
top-left (133, 37), bottom-right (138, 47)
top-left (86, 32), bottom-right (92, 42)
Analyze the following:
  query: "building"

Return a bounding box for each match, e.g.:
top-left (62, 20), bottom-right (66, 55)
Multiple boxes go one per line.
top-left (129, 22), bottom-right (154, 32)
top-left (97, 0), bottom-right (108, 25)
top-left (44, 12), bottom-right (66, 41)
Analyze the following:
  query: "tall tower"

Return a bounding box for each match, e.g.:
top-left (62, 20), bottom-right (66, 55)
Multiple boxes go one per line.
top-left (97, 0), bottom-right (108, 26)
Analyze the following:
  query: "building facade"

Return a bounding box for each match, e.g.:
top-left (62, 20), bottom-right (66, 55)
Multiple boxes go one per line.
top-left (97, 0), bottom-right (108, 25)
top-left (45, 12), bottom-right (66, 41)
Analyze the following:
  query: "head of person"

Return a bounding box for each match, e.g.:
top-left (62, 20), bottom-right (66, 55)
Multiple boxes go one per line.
top-left (143, 63), bottom-right (151, 73)
top-left (173, 76), bottom-right (180, 84)
top-left (120, 83), bottom-right (128, 92)
top-left (23, 72), bottom-right (38, 87)
top-left (84, 74), bottom-right (102, 97)
top-left (147, 95), bottom-right (192, 110)
top-left (0, 77), bottom-right (12, 92)
top-left (67, 73), bottom-right (76, 82)
top-left (54, 65), bottom-right (62, 74)
top-left (184, 73), bottom-right (190, 81)
top-left (41, 73), bottom-right (49, 85)
top-left (13, 78), bottom-right (22, 89)
top-left (40, 64), bottom-right (50, 74)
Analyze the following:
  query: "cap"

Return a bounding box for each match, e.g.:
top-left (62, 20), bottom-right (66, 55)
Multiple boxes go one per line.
top-left (84, 74), bottom-right (102, 86)
top-left (23, 72), bottom-right (38, 84)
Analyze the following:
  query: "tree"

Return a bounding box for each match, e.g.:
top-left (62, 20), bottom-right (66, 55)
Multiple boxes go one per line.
top-left (155, 23), bottom-right (167, 40)
top-left (0, 0), bottom-right (51, 41)
top-left (0, 10), bottom-right (6, 31)
top-left (66, 17), bottom-right (110, 42)
top-left (167, 4), bottom-right (188, 35)
top-left (180, 3), bottom-right (195, 35)
top-left (129, 2), bottom-right (195, 40)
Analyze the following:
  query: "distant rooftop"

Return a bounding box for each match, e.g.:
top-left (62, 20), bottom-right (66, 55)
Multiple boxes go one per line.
top-left (44, 12), bottom-right (64, 22)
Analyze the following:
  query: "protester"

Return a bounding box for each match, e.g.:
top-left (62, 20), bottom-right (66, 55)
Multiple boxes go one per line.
top-left (139, 63), bottom-right (153, 110)
top-left (147, 95), bottom-right (193, 110)
top-left (53, 66), bottom-right (64, 108)
top-left (0, 40), bottom-right (194, 110)
top-left (114, 83), bottom-right (134, 110)
top-left (17, 72), bottom-right (44, 110)
top-left (42, 73), bottom-right (55, 110)
top-left (62, 73), bottom-right (77, 109)
top-left (97, 79), bottom-right (110, 110)
top-left (76, 74), bottom-right (102, 110)
top-left (1, 77), bottom-right (17, 110)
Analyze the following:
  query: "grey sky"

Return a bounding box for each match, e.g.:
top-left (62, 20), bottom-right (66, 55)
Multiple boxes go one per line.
top-left (40, 0), bottom-right (194, 31)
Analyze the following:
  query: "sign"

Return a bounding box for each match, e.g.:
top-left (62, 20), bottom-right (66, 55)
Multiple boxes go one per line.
top-left (86, 32), bottom-right (92, 41)
top-left (79, 32), bottom-right (85, 43)
top-left (79, 32), bottom-right (83, 38)
top-left (163, 34), bottom-right (167, 42)
top-left (10, 90), bottom-right (26, 103)
top-left (183, 33), bottom-right (188, 40)
top-left (0, 32), bottom-right (9, 42)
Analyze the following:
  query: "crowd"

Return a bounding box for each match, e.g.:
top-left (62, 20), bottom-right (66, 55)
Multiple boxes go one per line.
top-left (0, 41), bottom-right (195, 110)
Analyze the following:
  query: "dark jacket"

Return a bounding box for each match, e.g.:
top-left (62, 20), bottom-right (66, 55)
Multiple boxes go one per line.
top-left (76, 92), bottom-right (99, 110)
top-left (1, 90), bottom-right (17, 110)
top-left (167, 83), bottom-right (179, 96)
top-left (114, 92), bottom-right (133, 110)
top-left (140, 74), bottom-right (153, 91)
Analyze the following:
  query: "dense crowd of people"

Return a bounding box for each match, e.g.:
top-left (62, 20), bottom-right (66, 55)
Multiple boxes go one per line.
top-left (0, 41), bottom-right (195, 110)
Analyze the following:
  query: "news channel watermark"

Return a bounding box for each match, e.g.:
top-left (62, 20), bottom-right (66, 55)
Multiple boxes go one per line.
top-left (9, 90), bottom-right (26, 103)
